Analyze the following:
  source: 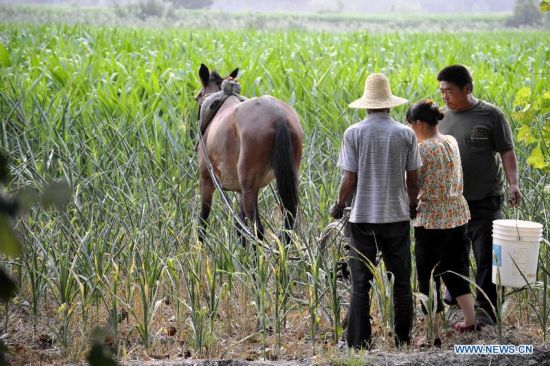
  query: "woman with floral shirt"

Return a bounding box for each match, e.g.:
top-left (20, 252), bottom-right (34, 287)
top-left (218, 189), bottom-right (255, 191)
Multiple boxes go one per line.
top-left (407, 100), bottom-right (480, 347)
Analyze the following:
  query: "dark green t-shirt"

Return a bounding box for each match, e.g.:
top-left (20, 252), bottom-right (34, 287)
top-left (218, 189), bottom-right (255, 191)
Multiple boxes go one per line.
top-left (439, 100), bottom-right (514, 201)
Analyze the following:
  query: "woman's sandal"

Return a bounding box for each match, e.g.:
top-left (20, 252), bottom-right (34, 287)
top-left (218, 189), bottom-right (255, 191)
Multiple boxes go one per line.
top-left (453, 321), bottom-right (483, 333)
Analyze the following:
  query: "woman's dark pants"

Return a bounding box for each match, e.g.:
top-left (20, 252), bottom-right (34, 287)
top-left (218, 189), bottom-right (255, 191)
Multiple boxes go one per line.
top-left (415, 224), bottom-right (471, 314)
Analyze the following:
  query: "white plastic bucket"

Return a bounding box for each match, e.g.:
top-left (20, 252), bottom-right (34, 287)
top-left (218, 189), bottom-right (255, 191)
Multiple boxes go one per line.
top-left (493, 219), bottom-right (542, 235)
top-left (492, 219), bottom-right (543, 288)
top-left (493, 228), bottom-right (541, 242)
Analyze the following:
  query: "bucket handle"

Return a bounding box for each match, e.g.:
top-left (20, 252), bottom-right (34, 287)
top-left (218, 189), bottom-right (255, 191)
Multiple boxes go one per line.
top-left (514, 208), bottom-right (521, 241)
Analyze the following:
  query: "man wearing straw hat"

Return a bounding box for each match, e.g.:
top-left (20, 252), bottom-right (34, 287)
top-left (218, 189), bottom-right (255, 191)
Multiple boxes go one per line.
top-left (330, 73), bottom-right (421, 349)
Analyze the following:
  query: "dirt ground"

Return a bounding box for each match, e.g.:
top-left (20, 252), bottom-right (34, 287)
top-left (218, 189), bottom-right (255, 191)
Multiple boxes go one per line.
top-left (124, 346), bottom-right (550, 366)
top-left (344, 347), bottom-right (550, 366)
top-left (3, 290), bottom-right (550, 365)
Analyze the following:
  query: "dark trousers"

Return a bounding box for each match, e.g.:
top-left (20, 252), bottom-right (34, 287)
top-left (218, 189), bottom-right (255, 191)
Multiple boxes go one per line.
top-left (347, 221), bottom-right (412, 349)
top-left (415, 225), bottom-right (471, 313)
top-left (467, 195), bottom-right (503, 320)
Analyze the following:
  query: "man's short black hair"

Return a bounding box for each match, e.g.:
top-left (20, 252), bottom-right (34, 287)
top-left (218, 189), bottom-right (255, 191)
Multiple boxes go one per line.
top-left (437, 65), bottom-right (473, 90)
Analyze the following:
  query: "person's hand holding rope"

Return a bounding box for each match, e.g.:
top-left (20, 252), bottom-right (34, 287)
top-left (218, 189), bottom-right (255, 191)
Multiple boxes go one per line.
top-left (329, 201), bottom-right (345, 220)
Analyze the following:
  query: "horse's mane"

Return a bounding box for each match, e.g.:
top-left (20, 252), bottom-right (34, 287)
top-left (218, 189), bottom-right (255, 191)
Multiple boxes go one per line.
top-left (210, 71), bottom-right (223, 86)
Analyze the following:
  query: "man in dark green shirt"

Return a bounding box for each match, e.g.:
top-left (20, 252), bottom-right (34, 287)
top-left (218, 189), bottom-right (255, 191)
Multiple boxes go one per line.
top-left (437, 65), bottom-right (521, 324)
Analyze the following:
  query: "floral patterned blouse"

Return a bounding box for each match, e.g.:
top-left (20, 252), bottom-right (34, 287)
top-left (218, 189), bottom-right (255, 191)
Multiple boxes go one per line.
top-left (413, 135), bottom-right (471, 229)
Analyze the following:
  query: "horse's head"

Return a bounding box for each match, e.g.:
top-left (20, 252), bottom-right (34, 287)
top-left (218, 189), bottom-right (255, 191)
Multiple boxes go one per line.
top-left (195, 63), bottom-right (239, 107)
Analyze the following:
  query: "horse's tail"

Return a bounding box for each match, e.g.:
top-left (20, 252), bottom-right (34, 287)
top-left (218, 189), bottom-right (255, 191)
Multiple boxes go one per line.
top-left (272, 119), bottom-right (298, 236)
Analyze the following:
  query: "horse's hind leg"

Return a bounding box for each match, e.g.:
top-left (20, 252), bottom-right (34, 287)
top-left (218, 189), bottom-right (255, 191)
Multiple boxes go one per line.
top-left (235, 203), bottom-right (248, 247)
top-left (241, 188), bottom-right (264, 241)
top-left (198, 176), bottom-right (215, 242)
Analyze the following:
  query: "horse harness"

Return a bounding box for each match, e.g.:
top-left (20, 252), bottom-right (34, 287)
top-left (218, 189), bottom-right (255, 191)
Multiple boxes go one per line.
top-left (199, 79), bottom-right (248, 137)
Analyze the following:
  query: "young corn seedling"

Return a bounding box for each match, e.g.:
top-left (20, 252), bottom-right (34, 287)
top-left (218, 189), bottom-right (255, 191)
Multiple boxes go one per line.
top-left (20, 222), bottom-right (48, 333)
top-left (183, 242), bottom-right (211, 355)
top-left (306, 256), bottom-right (321, 354)
top-left (298, 228), bottom-right (324, 355)
top-left (132, 247), bottom-right (165, 353)
top-left (413, 267), bottom-right (438, 346)
top-left (317, 220), bottom-right (348, 343)
top-left (542, 238), bottom-right (550, 342)
top-left (102, 260), bottom-right (123, 353)
top-left (165, 256), bottom-right (183, 329)
top-left (44, 229), bottom-right (80, 350)
top-left (327, 256), bottom-right (344, 344)
top-left (365, 257), bottom-right (395, 345)
top-left (251, 243), bottom-right (271, 359)
top-left (272, 234), bottom-right (291, 354)
top-left (205, 254), bottom-right (227, 336)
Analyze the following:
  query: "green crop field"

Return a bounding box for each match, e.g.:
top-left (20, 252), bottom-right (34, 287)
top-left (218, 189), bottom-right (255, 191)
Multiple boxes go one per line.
top-left (0, 7), bottom-right (549, 364)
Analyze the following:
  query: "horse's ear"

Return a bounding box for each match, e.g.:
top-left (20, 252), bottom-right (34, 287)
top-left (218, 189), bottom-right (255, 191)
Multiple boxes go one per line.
top-left (228, 68), bottom-right (239, 79)
top-left (199, 63), bottom-right (210, 86)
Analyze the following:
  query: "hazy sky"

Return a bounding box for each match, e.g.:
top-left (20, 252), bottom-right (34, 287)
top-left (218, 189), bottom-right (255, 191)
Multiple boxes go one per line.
top-left (0, 0), bottom-right (517, 13)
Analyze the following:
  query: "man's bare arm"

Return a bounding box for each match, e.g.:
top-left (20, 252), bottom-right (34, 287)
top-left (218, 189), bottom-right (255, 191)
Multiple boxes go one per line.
top-left (500, 149), bottom-right (521, 207)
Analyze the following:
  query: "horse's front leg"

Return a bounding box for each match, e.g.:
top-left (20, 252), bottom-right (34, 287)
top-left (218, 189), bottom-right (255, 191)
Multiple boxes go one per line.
top-left (198, 175), bottom-right (215, 242)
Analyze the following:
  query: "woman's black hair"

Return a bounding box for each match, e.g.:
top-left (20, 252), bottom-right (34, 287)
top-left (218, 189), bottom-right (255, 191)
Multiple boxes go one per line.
top-left (406, 99), bottom-right (445, 126)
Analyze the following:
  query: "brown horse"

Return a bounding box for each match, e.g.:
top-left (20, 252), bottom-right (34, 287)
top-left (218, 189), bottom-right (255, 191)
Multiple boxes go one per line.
top-left (195, 64), bottom-right (303, 243)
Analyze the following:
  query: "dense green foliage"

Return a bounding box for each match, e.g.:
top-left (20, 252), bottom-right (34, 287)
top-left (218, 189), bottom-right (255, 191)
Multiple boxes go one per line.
top-left (0, 23), bottom-right (549, 360)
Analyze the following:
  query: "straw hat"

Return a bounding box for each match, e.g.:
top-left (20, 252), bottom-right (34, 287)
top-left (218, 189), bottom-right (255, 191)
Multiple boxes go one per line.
top-left (349, 73), bottom-right (408, 109)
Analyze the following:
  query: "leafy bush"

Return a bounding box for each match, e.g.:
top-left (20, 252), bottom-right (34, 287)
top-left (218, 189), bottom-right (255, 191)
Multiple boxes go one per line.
top-left (112, 0), bottom-right (174, 19)
top-left (169, 0), bottom-right (213, 9)
top-left (513, 87), bottom-right (550, 172)
top-left (506, 0), bottom-right (543, 26)
top-left (138, 0), bottom-right (172, 18)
